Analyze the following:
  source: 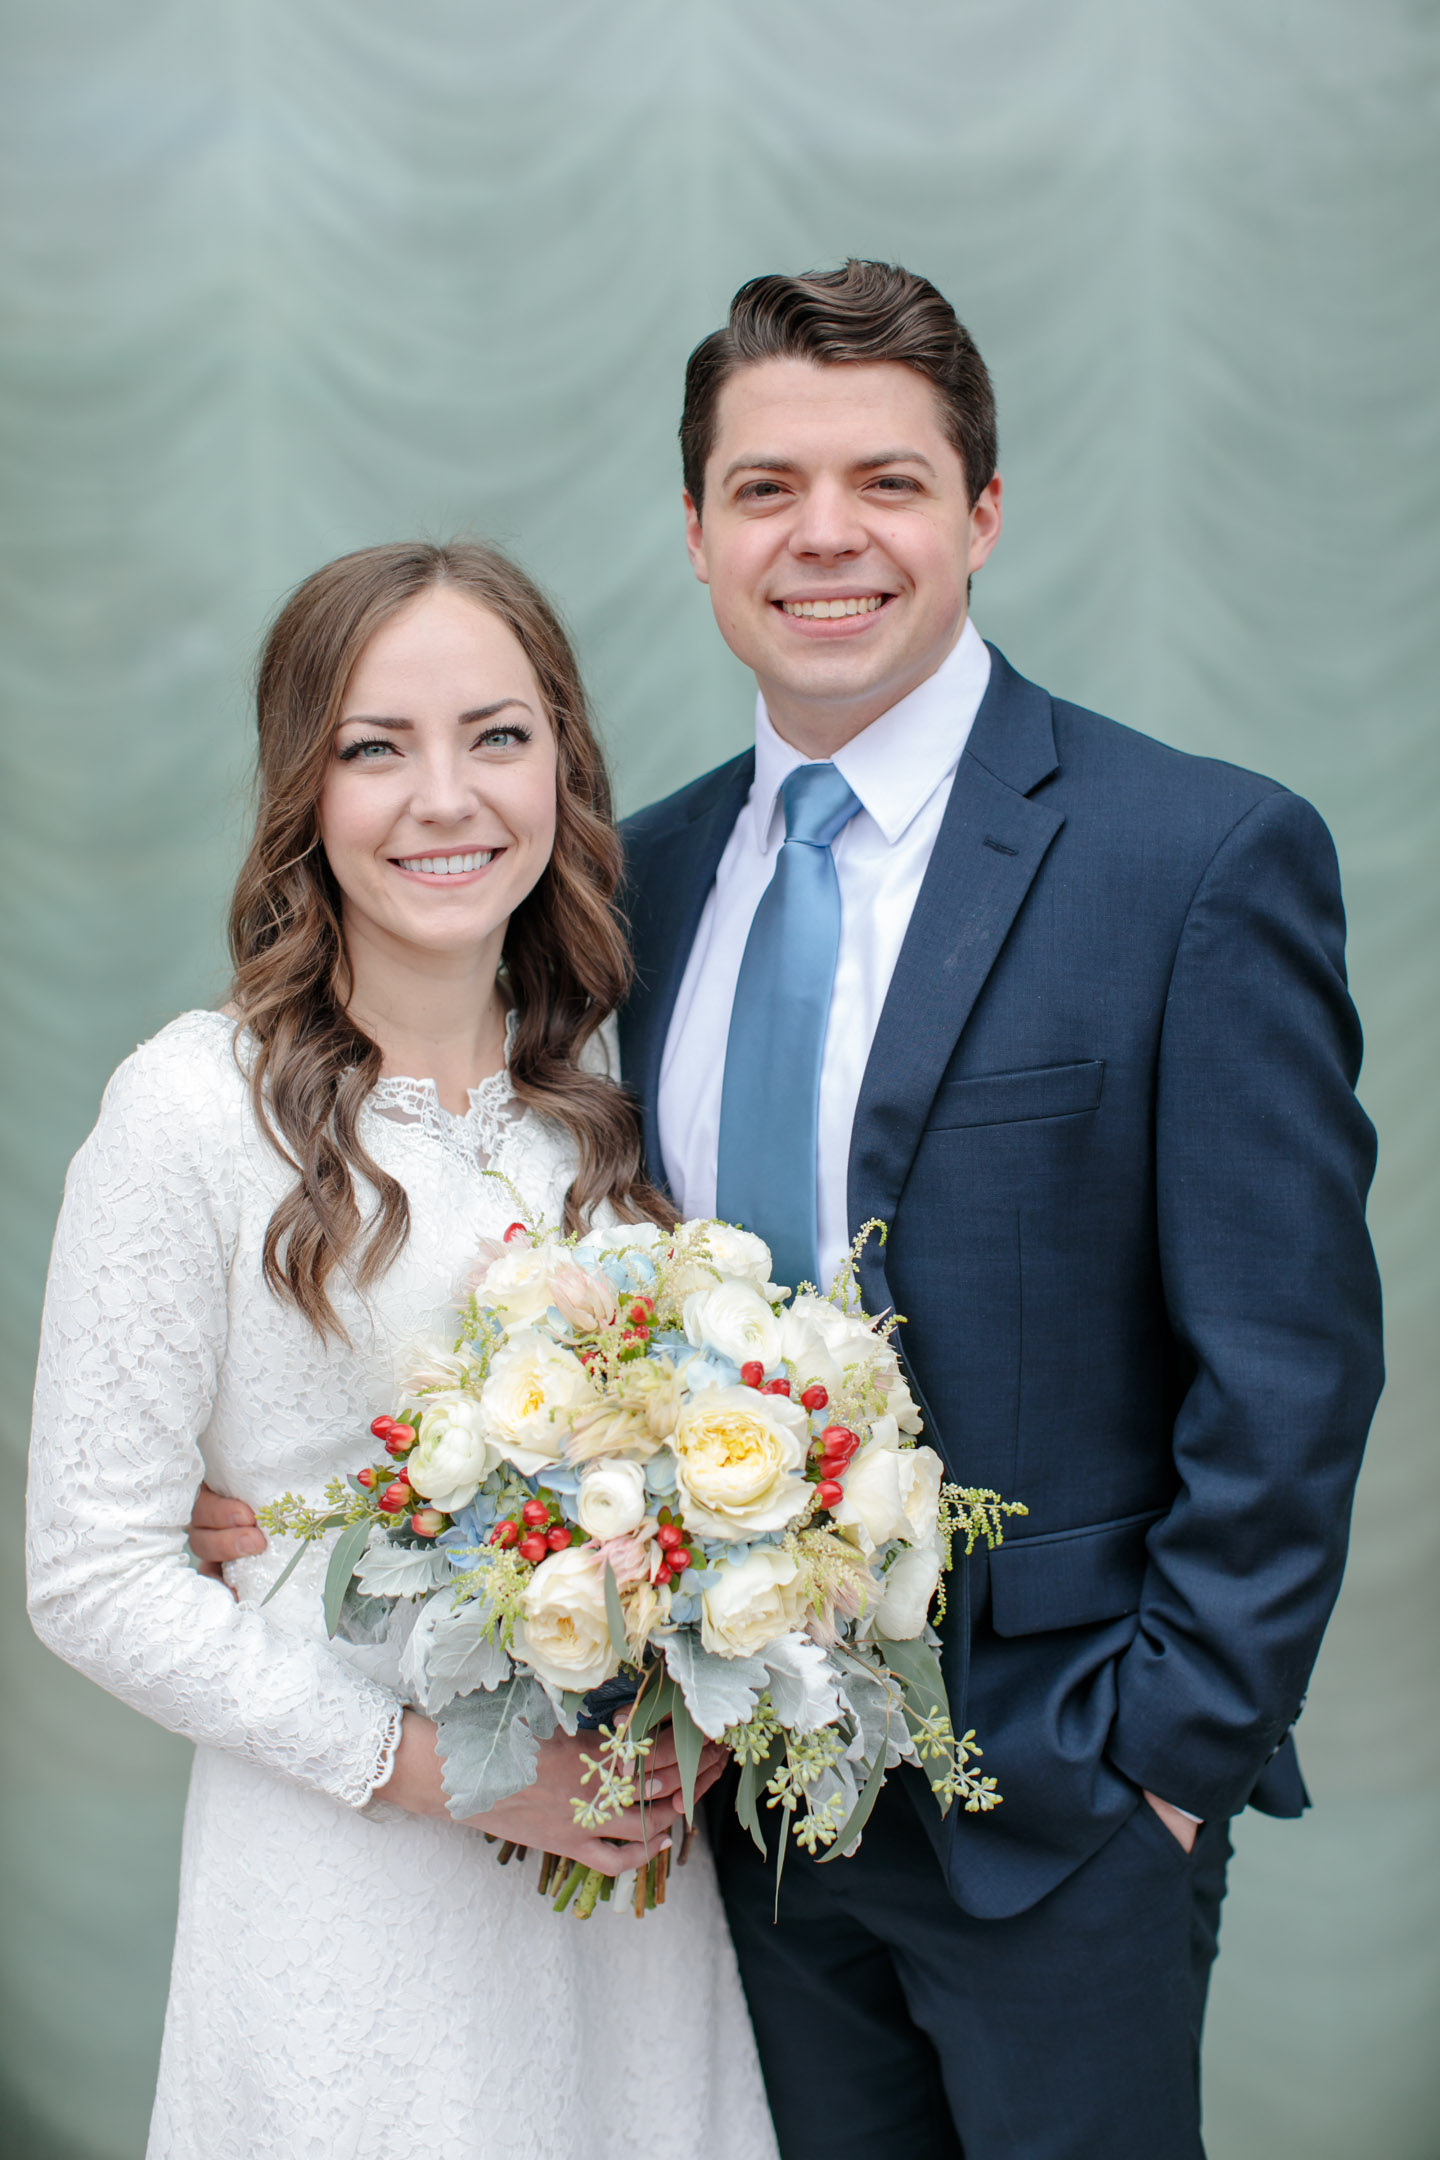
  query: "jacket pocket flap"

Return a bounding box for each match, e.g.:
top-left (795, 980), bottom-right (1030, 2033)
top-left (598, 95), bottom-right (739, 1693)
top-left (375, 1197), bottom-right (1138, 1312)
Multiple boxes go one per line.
top-left (926, 1059), bottom-right (1105, 1130)
top-left (988, 1508), bottom-right (1164, 1636)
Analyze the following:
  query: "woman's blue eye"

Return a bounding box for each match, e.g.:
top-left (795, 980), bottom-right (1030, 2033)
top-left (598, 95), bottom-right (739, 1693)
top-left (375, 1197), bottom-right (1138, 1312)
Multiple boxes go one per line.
top-left (338, 736), bottom-right (396, 762)
top-left (475, 726), bottom-right (530, 750)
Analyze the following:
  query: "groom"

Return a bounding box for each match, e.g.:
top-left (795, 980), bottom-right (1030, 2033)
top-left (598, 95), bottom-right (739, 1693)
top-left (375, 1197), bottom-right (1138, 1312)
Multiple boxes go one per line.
top-left (193, 262), bottom-right (1382, 2156)
top-left (614, 261), bottom-right (1382, 2158)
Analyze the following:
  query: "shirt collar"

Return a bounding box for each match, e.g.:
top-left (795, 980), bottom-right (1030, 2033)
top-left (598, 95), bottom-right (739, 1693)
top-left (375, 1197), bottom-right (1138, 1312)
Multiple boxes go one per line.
top-left (750, 616), bottom-right (992, 853)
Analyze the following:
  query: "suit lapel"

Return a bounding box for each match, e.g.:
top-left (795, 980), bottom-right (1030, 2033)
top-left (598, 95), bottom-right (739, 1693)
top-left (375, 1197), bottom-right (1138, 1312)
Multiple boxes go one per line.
top-left (850, 650), bottom-right (1064, 1318)
top-left (619, 752), bottom-right (754, 1182)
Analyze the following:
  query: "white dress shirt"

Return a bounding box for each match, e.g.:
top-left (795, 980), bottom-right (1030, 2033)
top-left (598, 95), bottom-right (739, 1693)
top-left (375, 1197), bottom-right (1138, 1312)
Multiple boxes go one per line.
top-left (657, 618), bottom-right (992, 1290)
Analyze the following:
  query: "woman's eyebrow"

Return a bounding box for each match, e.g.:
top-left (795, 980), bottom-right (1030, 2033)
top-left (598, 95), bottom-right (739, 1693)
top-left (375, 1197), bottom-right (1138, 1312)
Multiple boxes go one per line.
top-left (336, 698), bottom-right (535, 732)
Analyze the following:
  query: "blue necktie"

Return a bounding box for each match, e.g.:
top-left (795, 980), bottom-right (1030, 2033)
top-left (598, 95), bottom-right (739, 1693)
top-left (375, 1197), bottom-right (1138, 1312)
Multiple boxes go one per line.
top-left (715, 762), bottom-right (862, 1293)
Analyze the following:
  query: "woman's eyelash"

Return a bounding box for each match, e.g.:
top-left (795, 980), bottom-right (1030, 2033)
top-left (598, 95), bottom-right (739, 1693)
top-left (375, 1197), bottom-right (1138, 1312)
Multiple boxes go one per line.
top-left (337, 735), bottom-right (396, 762)
top-left (476, 723), bottom-right (532, 748)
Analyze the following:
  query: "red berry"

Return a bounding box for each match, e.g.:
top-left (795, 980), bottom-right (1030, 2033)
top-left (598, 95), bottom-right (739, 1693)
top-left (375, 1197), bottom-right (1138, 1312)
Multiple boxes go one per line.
top-left (370, 1414), bottom-right (397, 1439)
top-left (628, 1298), bottom-right (654, 1324)
top-left (410, 1508), bottom-right (445, 1538)
top-left (357, 1465), bottom-right (378, 1490)
top-left (740, 1361), bottom-right (765, 1389)
top-left (815, 1479), bottom-right (845, 1511)
top-left (518, 1533), bottom-right (549, 1564)
top-left (545, 1524), bottom-right (571, 1551)
top-left (504, 1221), bottom-right (528, 1242)
top-left (820, 1424), bottom-right (859, 1463)
top-left (763, 1377), bottom-right (792, 1397)
top-left (379, 1479), bottom-right (411, 1513)
top-left (655, 1561), bottom-right (674, 1585)
top-left (656, 1523), bottom-right (683, 1550)
top-left (800, 1384), bottom-right (829, 1413)
top-left (669, 1547), bottom-right (692, 1572)
top-left (521, 1498), bottom-right (550, 1527)
top-left (384, 1424), bottom-right (416, 1457)
top-left (490, 1519), bottom-right (520, 1548)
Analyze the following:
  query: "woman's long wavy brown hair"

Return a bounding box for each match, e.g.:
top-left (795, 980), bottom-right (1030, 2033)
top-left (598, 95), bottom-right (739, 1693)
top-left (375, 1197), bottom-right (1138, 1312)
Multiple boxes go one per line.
top-left (227, 539), bottom-right (671, 1338)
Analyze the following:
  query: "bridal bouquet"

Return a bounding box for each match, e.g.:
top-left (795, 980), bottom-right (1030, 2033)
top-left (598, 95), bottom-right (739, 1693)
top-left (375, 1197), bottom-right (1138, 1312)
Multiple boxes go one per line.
top-left (260, 1214), bottom-right (1023, 1918)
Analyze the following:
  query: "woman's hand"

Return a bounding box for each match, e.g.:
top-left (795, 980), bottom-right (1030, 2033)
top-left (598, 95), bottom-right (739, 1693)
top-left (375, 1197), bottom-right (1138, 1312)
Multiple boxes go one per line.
top-left (375, 1711), bottom-right (727, 1876)
top-left (189, 1481), bottom-right (265, 1580)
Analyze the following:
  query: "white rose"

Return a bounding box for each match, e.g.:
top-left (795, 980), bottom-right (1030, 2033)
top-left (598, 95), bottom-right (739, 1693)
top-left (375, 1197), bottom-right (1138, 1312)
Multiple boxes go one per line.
top-left (871, 1540), bottom-right (943, 1639)
top-left (513, 1547), bottom-right (621, 1696)
top-left (406, 1394), bottom-right (498, 1513)
top-left (682, 1281), bottom-right (781, 1371)
top-left (476, 1237), bottom-right (565, 1328)
top-left (672, 1386), bottom-right (810, 1539)
top-left (480, 1329), bottom-right (595, 1475)
top-left (696, 1223), bottom-right (783, 1294)
top-left (780, 1293), bottom-right (876, 1360)
top-left (575, 1458), bottom-right (648, 1541)
top-left (700, 1548), bottom-right (806, 1660)
top-left (832, 1424), bottom-right (944, 1556)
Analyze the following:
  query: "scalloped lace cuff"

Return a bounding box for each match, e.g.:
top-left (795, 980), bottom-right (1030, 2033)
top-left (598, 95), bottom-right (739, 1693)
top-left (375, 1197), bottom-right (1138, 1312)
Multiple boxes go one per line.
top-left (353, 1701), bottom-right (407, 1819)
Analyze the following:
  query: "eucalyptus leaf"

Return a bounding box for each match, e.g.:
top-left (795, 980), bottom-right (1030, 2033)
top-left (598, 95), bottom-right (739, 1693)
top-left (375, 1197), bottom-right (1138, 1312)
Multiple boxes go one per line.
top-left (875, 1633), bottom-right (954, 1806)
top-left (735, 1749), bottom-right (771, 1858)
top-left (602, 1560), bottom-right (628, 1660)
top-left (669, 1691), bottom-right (705, 1825)
top-left (662, 1633), bottom-right (769, 1739)
top-left (324, 1517), bottom-right (376, 1638)
top-left (817, 1741), bottom-right (889, 1862)
top-left (260, 1522), bottom-right (340, 1609)
top-left (353, 1540), bottom-right (453, 1600)
top-left (435, 1679), bottom-right (555, 1818)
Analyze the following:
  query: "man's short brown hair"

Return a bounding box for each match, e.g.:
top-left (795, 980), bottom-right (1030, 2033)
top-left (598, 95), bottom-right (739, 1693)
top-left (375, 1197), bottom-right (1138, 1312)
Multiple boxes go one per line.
top-left (680, 259), bottom-right (997, 513)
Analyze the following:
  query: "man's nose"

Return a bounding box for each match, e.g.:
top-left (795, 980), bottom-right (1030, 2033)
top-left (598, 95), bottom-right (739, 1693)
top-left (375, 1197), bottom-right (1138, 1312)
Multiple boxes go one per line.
top-left (788, 479), bottom-right (866, 560)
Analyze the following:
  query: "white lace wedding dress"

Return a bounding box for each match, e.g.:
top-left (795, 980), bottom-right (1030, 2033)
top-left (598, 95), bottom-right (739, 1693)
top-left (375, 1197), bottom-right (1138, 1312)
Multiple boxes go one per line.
top-left (27, 1009), bottom-right (778, 2160)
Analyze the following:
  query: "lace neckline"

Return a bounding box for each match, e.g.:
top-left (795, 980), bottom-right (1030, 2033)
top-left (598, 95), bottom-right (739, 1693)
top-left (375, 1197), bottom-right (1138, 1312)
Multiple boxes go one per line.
top-left (364, 1011), bottom-right (521, 1175)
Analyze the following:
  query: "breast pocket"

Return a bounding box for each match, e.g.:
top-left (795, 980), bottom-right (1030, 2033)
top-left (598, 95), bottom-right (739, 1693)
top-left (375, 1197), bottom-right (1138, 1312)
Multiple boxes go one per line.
top-left (925, 1058), bottom-right (1105, 1130)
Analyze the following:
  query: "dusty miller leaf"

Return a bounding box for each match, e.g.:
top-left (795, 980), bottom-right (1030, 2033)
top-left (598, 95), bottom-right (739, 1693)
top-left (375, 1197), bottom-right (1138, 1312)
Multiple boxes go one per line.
top-left (399, 1591), bottom-right (511, 1713)
top-left (662, 1632), bottom-right (769, 1739)
top-left (435, 1678), bottom-right (555, 1818)
top-left (353, 1540), bottom-right (453, 1599)
top-left (763, 1633), bottom-right (844, 1733)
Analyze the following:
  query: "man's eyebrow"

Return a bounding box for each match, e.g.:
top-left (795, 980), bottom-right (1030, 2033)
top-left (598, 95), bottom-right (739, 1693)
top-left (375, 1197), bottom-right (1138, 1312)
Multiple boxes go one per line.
top-left (336, 698), bottom-right (534, 732)
top-left (719, 447), bottom-right (937, 487)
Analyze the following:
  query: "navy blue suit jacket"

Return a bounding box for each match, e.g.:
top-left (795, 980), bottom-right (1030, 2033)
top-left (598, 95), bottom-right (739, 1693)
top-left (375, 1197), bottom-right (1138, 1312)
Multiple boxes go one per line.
top-left (618, 647), bottom-right (1383, 1919)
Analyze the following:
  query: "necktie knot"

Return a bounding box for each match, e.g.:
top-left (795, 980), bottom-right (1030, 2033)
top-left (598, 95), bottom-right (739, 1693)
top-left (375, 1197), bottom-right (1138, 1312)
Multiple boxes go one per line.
top-left (781, 762), bottom-right (862, 850)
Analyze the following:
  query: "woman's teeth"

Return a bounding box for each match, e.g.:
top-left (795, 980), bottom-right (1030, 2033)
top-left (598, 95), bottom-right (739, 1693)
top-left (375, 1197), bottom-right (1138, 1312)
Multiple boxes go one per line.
top-left (395, 850), bottom-right (496, 876)
top-left (780, 595), bottom-right (886, 619)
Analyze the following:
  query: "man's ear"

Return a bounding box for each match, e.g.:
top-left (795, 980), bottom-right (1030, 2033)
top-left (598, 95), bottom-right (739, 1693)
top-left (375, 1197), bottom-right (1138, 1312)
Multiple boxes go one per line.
top-left (682, 490), bottom-right (710, 585)
top-left (967, 474), bottom-right (1003, 575)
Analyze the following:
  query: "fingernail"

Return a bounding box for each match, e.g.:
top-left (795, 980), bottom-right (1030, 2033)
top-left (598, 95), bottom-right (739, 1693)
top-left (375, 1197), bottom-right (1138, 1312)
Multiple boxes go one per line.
top-left (644, 1780), bottom-right (663, 1800)
top-left (244, 1534), bottom-right (265, 1553)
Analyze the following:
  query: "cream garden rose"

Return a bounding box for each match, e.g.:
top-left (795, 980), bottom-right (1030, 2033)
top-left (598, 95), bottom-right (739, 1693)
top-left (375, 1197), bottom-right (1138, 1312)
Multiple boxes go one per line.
top-left (480, 1329), bottom-right (594, 1476)
top-left (406, 1394), bottom-right (498, 1514)
top-left (513, 1547), bottom-right (621, 1696)
top-left (672, 1386), bottom-right (810, 1539)
top-left (831, 1418), bottom-right (943, 1555)
top-left (575, 1458), bottom-right (648, 1540)
top-left (700, 1548), bottom-right (805, 1659)
top-left (682, 1280), bottom-right (781, 1372)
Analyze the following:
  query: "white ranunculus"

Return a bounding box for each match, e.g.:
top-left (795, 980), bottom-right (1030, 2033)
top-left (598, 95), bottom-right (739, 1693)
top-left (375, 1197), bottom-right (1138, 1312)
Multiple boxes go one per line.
top-left (406, 1394), bottom-right (498, 1514)
top-left (476, 1237), bottom-right (565, 1329)
top-left (682, 1281), bottom-right (781, 1371)
top-left (514, 1547), bottom-right (621, 1696)
top-left (575, 1458), bottom-right (648, 1541)
top-left (701, 1548), bottom-right (806, 1659)
top-left (672, 1386), bottom-right (810, 1539)
top-left (832, 1423), bottom-right (944, 1556)
top-left (574, 1221), bottom-right (665, 1262)
top-left (479, 1329), bottom-right (595, 1475)
top-left (871, 1539), bottom-right (943, 1639)
top-left (780, 1292), bottom-right (876, 1360)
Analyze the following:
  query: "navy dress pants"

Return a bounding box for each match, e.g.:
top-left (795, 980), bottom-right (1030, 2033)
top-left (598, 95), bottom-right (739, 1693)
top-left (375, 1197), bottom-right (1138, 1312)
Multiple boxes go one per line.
top-left (714, 1773), bottom-right (1230, 2160)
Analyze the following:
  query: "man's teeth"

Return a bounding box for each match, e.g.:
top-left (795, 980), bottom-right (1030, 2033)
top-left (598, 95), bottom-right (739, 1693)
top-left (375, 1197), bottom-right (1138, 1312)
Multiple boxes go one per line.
top-left (780, 595), bottom-right (886, 619)
top-left (396, 850), bottom-right (495, 875)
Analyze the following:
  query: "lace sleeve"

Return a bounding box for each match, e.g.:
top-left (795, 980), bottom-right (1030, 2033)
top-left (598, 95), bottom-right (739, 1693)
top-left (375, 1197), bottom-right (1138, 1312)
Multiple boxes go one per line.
top-left (26, 1027), bottom-right (403, 1810)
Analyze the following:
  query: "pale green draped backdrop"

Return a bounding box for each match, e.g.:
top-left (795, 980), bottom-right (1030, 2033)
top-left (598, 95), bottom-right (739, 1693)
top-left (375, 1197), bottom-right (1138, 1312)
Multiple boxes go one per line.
top-left (2, 5), bottom-right (1436, 2155)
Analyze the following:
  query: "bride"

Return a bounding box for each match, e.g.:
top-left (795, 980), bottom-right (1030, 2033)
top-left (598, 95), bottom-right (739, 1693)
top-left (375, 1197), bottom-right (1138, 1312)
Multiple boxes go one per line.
top-left (27, 541), bottom-right (779, 2160)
